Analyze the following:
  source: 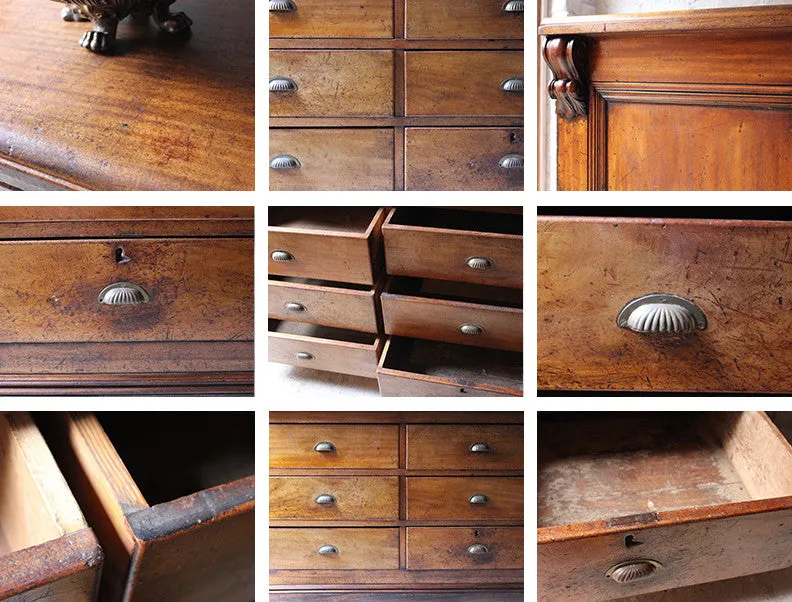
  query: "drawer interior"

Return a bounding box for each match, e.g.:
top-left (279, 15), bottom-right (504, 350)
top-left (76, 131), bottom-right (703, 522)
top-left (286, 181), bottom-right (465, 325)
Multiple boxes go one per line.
top-left (388, 208), bottom-right (522, 235)
top-left (270, 319), bottom-right (378, 345)
top-left (270, 275), bottom-right (373, 291)
top-left (538, 412), bottom-right (792, 528)
top-left (382, 337), bottom-right (522, 389)
top-left (270, 207), bottom-right (379, 233)
top-left (95, 412), bottom-right (254, 506)
top-left (386, 276), bottom-right (522, 307)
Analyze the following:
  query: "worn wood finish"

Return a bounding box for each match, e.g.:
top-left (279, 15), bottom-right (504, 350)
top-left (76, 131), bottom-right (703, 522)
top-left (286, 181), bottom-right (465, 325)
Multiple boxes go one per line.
top-left (269, 129), bottom-right (394, 191)
top-left (406, 0), bottom-right (524, 39)
top-left (270, 528), bottom-right (400, 570)
top-left (270, 477), bottom-right (399, 520)
top-left (270, 0), bottom-right (394, 39)
top-left (407, 425), bottom-right (524, 469)
top-left (406, 477), bottom-right (523, 519)
top-left (406, 527), bottom-right (523, 570)
top-left (0, 0), bottom-right (253, 191)
top-left (538, 216), bottom-right (792, 392)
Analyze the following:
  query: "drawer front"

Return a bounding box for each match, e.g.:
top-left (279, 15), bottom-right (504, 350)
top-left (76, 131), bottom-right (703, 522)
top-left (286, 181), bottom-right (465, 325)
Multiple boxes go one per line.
top-left (0, 238), bottom-right (253, 343)
top-left (406, 477), bottom-right (523, 519)
top-left (269, 279), bottom-right (378, 333)
top-left (405, 52), bottom-right (523, 116)
top-left (268, 329), bottom-right (380, 378)
top-left (406, 0), bottom-right (524, 39)
top-left (407, 425), bottom-right (523, 469)
top-left (406, 527), bottom-right (523, 570)
top-left (538, 217), bottom-right (792, 392)
top-left (270, 128), bottom-right (394, 191)
top-left (381, 293), bottom-right (522, 351)
top-left (405, 128), bottom-right (524, 191)
top-left (270, 0), bottom-right (394, 39)
top-left (270, 51), bottom-right (394, 117)
top-left (270, 477), bottom-right (399, 520)
top-left (378, 372), bottom-right (520, 397)
top-left (270, 424), bottom-right (399, 468)
top-left (270, 528), bottom-right (400, 570)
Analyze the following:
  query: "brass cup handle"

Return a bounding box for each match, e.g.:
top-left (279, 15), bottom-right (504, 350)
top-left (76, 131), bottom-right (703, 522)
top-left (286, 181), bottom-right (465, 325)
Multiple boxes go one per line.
top-left (271, 249), bottom-right (294, 262)
top-left (269, 77), bottom-right (298, 92)
top-left (270, 0), bottom-right (297, 11)
top-left (470, 442), bottom-right (490, 453)
top-left (606, 560), bottom-right (663, 584)
top-left (467, 544), bottom-right (490, 555)
top-left (318, 545), bottom-right (338, 556)
top-left (285, 302), bottom-right (306, 312)
top-left (314, 441), bottom-right (336, 453)
top-left (295, 352), bottom-right (314, 360)
top-left (499, 153), bottom-right (524, 169)
top-left (315, 494), bottom-right (336, 505)
top-left (460, 324), bottom-right (485, 336)
top-left (270, 154), bottom-right (301, 170)
top-left (502, 0), bottom-right (524, 12)
top-left (466, 256), bottom-right (493, 270)
top-left (98, 282), bottom-right (151, 305)
top-left (469, 494), bottom-right (490, 505)
top-left (500, 76), bottom-right (524, 93)
top-left (617, 293), bottom-right (707, 334)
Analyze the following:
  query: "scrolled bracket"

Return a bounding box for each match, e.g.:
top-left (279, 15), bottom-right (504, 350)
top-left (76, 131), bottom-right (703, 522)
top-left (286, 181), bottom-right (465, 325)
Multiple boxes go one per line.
top-left (542, 36), bottom-right (589, 119)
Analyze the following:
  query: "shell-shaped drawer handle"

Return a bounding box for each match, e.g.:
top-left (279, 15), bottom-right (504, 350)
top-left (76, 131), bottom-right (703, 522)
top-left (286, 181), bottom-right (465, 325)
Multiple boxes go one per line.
top-left (502, 0), bottom-right (524, 12)
top-left (315, 494), bottom-right (336, 505)
top-left (466, 256), bottom-right (493, 270)
top-left (271, 249), bottom-right (294, 262)
top-left (469, 494), bottom-right (490, 505)
top-left (270, 154), bottom-right (301, 170)
top-left (606, 560), bottom-right (663, 584)
top-left (617, 293), bottom-right (707, 334)
top-left (467, 544), bottom-right (490, 555)
top-left (295, 352), bottom-right (314, 360)
top-left (269, 77), bottom-right (298, 93)
top-left (470, 442), bottom-right (490, 453)
top-left (460, 324), bottom-right (485, 336)
top-left (98, 282), bottom-right (151, 305)
top-left (285, 302), bottom-right (305, 312)
top-left (270, 0), bottom-right (296, 11)
top-left (317, 545), bottom-right (338, 556)
top-left (314, 441), bottom-right (336, 453)
top-left (500, 77), bottom-right (524, 93)
top-left (499, 153), bottom-right (524, 169)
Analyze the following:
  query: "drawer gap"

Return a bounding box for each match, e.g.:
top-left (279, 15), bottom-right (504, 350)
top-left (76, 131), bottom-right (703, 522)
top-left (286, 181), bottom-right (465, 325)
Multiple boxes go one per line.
top-left (270, 320), bottom-right (378, 345)
top-left (270, 276), bottom-right (373, 291)
top-left (386, 276), bottom-right (522, 307)
top-left (388, 207), bottom-right (522, 235)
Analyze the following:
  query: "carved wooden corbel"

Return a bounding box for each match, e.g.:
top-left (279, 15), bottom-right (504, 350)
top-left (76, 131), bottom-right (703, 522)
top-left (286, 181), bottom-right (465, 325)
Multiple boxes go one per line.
top-left (543, 36), bottom-right (589, 119)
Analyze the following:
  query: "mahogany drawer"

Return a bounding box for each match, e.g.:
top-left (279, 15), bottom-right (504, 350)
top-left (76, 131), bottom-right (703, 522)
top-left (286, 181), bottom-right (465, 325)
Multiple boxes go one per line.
top-left (381, 276), bottom-right (522, 351)
top-left (0, 413), bottom-right (102, 601)
top-left (270, 424), bottom-right (399, 469)
top-left (269, 277), bottom-right (380, 333)
top-left (39, 412), bottom-right (254, 602)
top-left (378, 337), bottom-right (523, 397)
top-left (270, 0), bottom-right (394, 39)
top-left (269, 320), bottom-right (383, 379)
top-left (405, 127), bottom-right (524, 191)
top-left (405, 51), bottom-right (523, 116)
top-left (406, 527), bottom-right (523, 570)
top-left (270, 477), bottom-right (399, 520)
top-left (406, 0), bottom-right (524, 39)
top-left (270, 51), bottom-right (394, 117)
top-left (382, 207), bottom-right (522, 288)
top-left (406, 477), bottom-right (523, 520)
top-left (269, 207), bottom-right (386, 285)
top-left (270, 528), bottom-right (400, 570)
top-left (538, 216), bottom-right (792, 392)
top-left (0, 238), bottom-right (253, 344)
top-left (269, 128), bottom-right (394, 191)
top-left (538, 411), bottom-right (792, 600)
top-left (407, 424), bottom-right (523, 469)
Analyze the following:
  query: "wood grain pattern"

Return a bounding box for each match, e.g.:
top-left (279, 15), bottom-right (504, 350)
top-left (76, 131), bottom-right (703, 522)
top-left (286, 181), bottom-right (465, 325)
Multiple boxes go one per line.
top-left (270, 568), bottom-right (524, 587)
top-left (270, 528), bottom-right (400, 570)
top-left (406, 527), bottom-right (523, 570)
top-left (0, 0), bottom-right (253, 191)
top-left (406, 477), bottom-right (523, 520)
top-left (270, 477), bottom-right (399, 520)
top-left (406, 0), bottom-right (523, 40)
top-left (407, 425), bottom-right (524, 469)
top-left (270, 0), bottom-right (394, 39)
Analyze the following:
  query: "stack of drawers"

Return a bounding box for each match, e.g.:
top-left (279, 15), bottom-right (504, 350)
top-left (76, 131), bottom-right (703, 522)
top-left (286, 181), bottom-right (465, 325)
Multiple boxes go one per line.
top-left (269, 0), bottom-right (524, 191)
top-left (269, 411), bottom-right (524, 600)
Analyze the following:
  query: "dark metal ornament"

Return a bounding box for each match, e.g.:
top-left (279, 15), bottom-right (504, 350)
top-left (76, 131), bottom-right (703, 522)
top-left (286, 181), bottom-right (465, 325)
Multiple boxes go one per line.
top-left (53, 0), bottom-right (193, 54)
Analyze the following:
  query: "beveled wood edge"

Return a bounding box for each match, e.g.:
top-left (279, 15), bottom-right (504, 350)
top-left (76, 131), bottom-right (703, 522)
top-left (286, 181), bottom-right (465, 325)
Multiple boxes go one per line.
top-left (269, 569), bottom-right (524, 587)
top-left (270, 39), bottom-right (524, 50)
top-left (270, 117), bottom-right (525, 127)
top-left (125, 476), bottom-right (255, 542)
top-left (269, 411), bottom-right (524, 423)
top-left (269, 207), bottom-right (384, 239)
top-left (0, 385), bottom-right (254, 396)
top-left (269, 324), bottom-right (382, 352)
top-left (0, 528), bottom-right (103, 598)
top-left (537, 215), bottom-right (792, 228)
top-left (268, 277), bottom-right (377, 298)
top-left (381, 276), bottom-right (524, 314)
top-left (538, 4), bottom-right (792, 36)
top-left (0, 155), bottom-right (85, 191)
top-left (383, 208), bottom-right (524, 240)
top-left (0, 373), bottom-right (255, 386)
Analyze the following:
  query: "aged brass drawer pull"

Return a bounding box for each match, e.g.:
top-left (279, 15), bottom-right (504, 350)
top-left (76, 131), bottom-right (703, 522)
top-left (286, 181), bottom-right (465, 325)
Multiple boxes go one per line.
top-left (315, 494), bottom-right (336, 505)
top-left (314, 441), bottom-right (336, 453)
top-left (269, 77), bottom-right (298, 93)
top-left (295, 352), bottom-right (314, 360)
top-left (98, 282), bottom-right (151, 305)
top-left (466, 256), bottom-right (493, 270)
top-left (318, 545), bottom-right (338, 555)
top-left (271, 249), bottom-right (295, 262)
top-left (500, 77), bottom-right (524, 93)
top-left (502, 0), bottom-right (524, 12)
top-left (285, 302), bottom-right (306, 312)
top-left (269, 0), bottom-right (297, 11)
top-left (469, 494), bottom-right (490, 505)
top-left (499, 154), bottom-right (524, 169)
top-left (606, 560), bottom-right (663, 584)
top-left (470, 442), bottom-right (490, 453)
top-left (460, 324), bottom-right (485, 336)
top-left (467, 544), bottom-right (490, 555)
top-left (270, 155), bottom-right (302, 170)
top-left (618, 293), bottom-right (707, 334)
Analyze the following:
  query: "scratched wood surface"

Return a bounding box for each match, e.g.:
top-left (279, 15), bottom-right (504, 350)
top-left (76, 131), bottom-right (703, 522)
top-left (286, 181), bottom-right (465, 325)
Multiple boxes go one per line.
top-left (538, 217), bottom-right (792, 392)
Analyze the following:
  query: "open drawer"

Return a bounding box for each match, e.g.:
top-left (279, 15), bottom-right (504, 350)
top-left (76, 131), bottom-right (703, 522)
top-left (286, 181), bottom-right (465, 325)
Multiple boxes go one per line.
top-left (39, 412), bottom-right (254, 602)
top-left (382, 208), bottom-right (522, 288)
top-left (538, 411), bottom-right (792, 601)
top-left (377, 337), bottom-right (523, 396)
top-left (0, 412), bottom-right (102, 601)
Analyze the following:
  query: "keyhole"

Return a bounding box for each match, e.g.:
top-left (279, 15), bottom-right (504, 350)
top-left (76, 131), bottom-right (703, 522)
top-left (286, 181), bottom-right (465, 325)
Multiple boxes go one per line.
top-left (460, 388), bottom-right (468, 394)
top-left (115, 248), bottom-right (131, 264)
top-left (474, 530), bottom-right (481, 537)
top-left (625, 535), bottom-right (643, 548)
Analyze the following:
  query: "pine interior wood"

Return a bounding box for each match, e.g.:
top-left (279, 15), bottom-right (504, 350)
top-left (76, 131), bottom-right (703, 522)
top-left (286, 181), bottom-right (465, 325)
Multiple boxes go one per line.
top-left (269, 207), bottom-right (381, 234)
